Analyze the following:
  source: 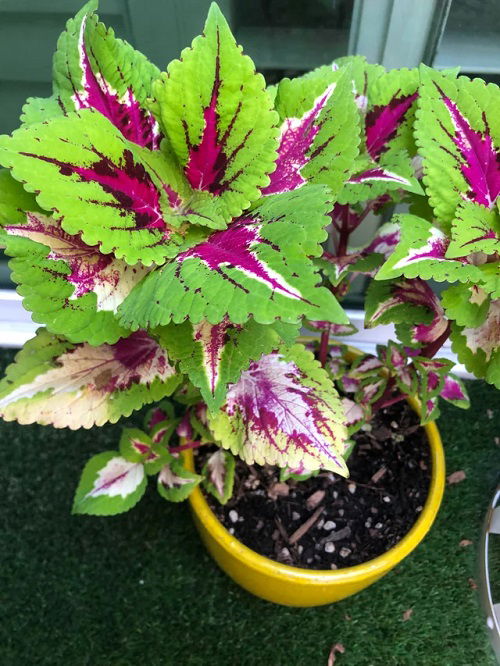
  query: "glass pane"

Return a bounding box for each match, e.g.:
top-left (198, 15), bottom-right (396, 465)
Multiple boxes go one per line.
top-left (233, 0), bottom-right (354, 83)
top-left (433, 0), bottom-right (500, 75)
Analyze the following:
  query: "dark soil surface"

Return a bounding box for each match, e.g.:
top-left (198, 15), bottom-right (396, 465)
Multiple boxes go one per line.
top-left (197, 401), bottom-right (431, 570)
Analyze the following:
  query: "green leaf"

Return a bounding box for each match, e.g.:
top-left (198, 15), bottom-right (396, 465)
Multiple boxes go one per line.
top-left (4, 213), bottom-right (135, 345)
top-left (376, 214), bottom-right (483, 283)
top-left (338, 150), bottom-right (422, 205)
top-left (450, 305), bottom-right (500, 388)
top-left (157, 455), bottom-right (203, 502)
top-left (72, 451), bottom-right (146, 516)
top-left (415, 66), bottom-right (500, 229)
top-left (118, 186), bottom-right (349, 328)
top-left (151, 3), bottom-right (278, 220)
top-left (267, 66), bottom-right (360, 196)
top-left (477, 263), bottom-right (500, 299)
top-left (447, 201), bottom-right (500, 258)
top-left (202, 449), bottom-right (235, 504)
top-left (0, 109), bottom-right (225, 266)
top-left (157, 319), bottom-right (283, 413)
top-left (365, 277), bottom-right (447, 347)
top-left (0, 169), bottom-right (44, 224)
top-left (208, 344), bottom-right (348, 474)
top-left (441, 283), bottom-right (490, 328)
top-left (0, 328), bottom-right (181, 428)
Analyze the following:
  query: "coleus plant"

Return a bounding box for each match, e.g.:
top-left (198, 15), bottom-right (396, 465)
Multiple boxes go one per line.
top-left (0, 2), bottom-right (498, 516)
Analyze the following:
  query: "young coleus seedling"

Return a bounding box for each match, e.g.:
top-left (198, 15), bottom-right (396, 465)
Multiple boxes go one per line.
top-left (0, 3), bottom-right (498, 517)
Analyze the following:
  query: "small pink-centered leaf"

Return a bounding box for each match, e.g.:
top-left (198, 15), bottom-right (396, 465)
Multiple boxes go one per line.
top-left (447, 470), bottom-right (466, 484)
top-left (119, 427), bottom-right (153, 462)
top-left (439, 374), bottom-right (470, 408)
top-left (341, 398), bottom-right (365, 429)
top-left (202, 449), bottom-right (235, 504)
top-left (144, 400), bottom-right (175, 431)
top-left (0, 329), bottom-right (180, 429)
top-left (262, 85), bottom-right (335, 195)
top-left (157, 457), bottom-right (203, 502)
top-left (73, 451), bottom-right (147, 515)
top-left (208, 345), bottom-right (348, 474)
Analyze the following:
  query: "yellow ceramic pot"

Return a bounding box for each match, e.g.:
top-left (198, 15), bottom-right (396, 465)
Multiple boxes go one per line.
top-left (184, 395), bottom-right (445, 607)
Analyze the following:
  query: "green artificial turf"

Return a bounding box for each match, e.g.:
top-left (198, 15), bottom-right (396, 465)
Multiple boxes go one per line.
top-left (0, 347), bottom-right (498, 666)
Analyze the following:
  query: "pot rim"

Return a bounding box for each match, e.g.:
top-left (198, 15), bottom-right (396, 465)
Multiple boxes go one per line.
top-left (185, 394), bottom-right (445, 584)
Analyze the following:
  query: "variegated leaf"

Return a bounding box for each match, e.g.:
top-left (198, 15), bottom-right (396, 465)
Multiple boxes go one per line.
top-left (366, 277), bottom-right (448, 347)
top-left (208, 344), bottom-right (348, 474)
top-left (439, 374), bottom-right (470, 408)
top-left (376, 214), bottom-right (484, 283)
top-left (420, 396), bottom-right (440, 424)
top-left (151, 4), bottom-right (278, 221)
top-left (72, 451), bottom-right (146, 515)
top-left (0, 328), bottom-right (181, 428)
top-left (202, 449), bottom-right (235, 504)
top-left (157, 456), bottom-right (203, 502)
top-left (266, 66), bottom-right (359, 196)
top-left (143, 399), bottom-right (176, 431)
top-left (24, 1), bottom-right (162, 151)
top-left (157, 319), bottom-right (291, 412)
top-left (119, 427), bottom-right (154, 463)
top-left (341, 397), bottom-right (369, 435)
top-left (414, 357), bottom-right (454, 405)
top-left (365, 70), bottom-right (419, 160)
top-left (0, 110), bottom-right (225, 266)
top-left (4, 212), bottom-right (145, 345)
top-left (416, 67), bottom-right (500, 228)
top-left (118, 187), bottom-right (348, 328)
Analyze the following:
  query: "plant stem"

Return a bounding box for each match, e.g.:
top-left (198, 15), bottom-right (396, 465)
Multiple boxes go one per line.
top-left (319, 329), bottom-right (330, 367)
top-left (169, 440), bottom-right (205, 454)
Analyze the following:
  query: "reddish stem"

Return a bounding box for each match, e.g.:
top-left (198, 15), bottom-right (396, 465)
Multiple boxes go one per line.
top-left (319, 329), bottom-right (330, 367)
top-left (169, 440), bottom-right (205, 454)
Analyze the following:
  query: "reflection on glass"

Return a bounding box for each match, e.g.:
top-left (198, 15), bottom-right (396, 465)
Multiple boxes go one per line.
top-left (233, 0), bottom-right (354, 81)
top-left (434, 0), bottom-right (500, 74)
